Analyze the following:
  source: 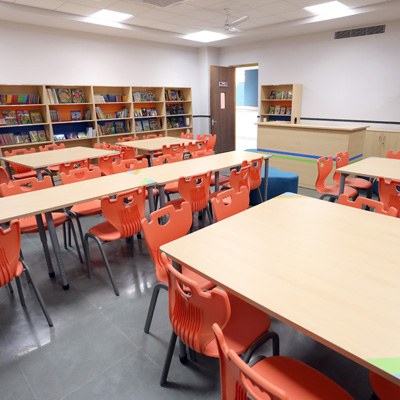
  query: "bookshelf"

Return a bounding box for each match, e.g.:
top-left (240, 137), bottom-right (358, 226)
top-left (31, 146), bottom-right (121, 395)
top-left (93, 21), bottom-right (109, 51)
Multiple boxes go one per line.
top-left (260, 84), bottom-right (302, 124)
top-left (0, 85), bottom-right (193, 157)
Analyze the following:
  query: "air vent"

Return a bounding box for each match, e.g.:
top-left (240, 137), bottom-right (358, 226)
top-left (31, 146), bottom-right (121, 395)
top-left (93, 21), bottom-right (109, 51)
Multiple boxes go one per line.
top-left (334, 25), bottom-right (385, 39)
top-left (133, 0), bottom-right (193, 7)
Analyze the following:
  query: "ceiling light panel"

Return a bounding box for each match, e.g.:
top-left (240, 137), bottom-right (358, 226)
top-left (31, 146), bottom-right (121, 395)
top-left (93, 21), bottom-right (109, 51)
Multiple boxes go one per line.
top-left (304, 1), bottom-right (349, 15)
top-left (184, 30), bottom-right (227, 43)
top-left (90, 9), bottom-right (133, 21)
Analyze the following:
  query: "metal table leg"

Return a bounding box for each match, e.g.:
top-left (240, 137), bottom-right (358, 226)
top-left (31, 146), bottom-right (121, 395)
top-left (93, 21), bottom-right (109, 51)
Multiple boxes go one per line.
top-left (263, 157), bottom-right (269, 202)
top-left (214, 171), bottom-right (219, 192)
top-left (339, 174), bottom-right (349, 196)
top-left (159, 185), bottom-right (166, 209)
top-left (36, 168), bottom-right (43, 180)
top-left (5, 161), bottom-right (13, 179)
top-left (35, 215), bottom-right (55, 278)
top-left (147, 185), bottom-right (156, 214)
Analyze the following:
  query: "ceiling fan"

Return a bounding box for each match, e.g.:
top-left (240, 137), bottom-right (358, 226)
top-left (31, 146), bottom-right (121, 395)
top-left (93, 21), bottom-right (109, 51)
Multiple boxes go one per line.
top-left (223, 8), bottom-right (249, 33)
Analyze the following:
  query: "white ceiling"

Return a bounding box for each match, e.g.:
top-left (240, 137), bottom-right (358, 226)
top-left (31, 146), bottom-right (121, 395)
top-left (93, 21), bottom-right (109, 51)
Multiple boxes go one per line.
top-left (0, 0), bottom-right (399, 47)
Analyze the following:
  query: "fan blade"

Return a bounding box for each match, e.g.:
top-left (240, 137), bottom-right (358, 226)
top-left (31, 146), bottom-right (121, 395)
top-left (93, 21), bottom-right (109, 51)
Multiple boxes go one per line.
top-left (230, 15), bottom-right (249, 26)
top-left (229, 26), bottom-right (241, 33)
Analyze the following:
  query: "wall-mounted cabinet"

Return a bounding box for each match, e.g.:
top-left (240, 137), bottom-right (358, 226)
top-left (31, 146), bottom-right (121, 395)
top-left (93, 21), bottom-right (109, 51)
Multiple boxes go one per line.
top-left (0, 84), bottom-right (193, 156)
top-left (260, 84), bottom-right (302, 124)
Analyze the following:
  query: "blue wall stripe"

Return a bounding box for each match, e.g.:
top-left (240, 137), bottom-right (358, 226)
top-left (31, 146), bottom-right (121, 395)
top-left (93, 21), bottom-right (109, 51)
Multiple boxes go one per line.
top-left (257, 148), bottom-right (363, 161)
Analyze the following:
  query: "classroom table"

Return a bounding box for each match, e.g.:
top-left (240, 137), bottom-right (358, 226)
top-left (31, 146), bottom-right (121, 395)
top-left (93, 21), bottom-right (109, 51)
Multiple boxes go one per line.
top-left (161, 194), bottom-right (400, 386)
top-left (1, 146), bottom-right (118, 179)
top-left (0, 172), bottom-right (156, 289)
top-left (337, 157), bottom-right (400, 195)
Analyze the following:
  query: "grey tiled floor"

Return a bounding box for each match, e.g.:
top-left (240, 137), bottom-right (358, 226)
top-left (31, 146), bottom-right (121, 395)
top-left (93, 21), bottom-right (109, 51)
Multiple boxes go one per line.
top-left (0, 187), bottom-right (375, 400)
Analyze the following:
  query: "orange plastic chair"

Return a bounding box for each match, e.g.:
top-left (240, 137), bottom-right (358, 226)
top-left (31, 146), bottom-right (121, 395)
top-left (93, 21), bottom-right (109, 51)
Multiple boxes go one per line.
top-left (39, 143), bottom-right (66, 178)
top-left (119, 137), bottom-right (138, 143)
top-left (0, 166), bottom-right (10, 185)
top-left (162, 143), bottom-right (185, 157)
top-left (316, 156), bottom-right (358, 201)
top-left (211, 187), bottom-right (250, 222)
top-left (60, 166), bottom-right (103, 259)
top-left (338, 194), bottom-right (398, 217)
top-left (181, 132), bottom-right (194, 139)
top-left (59, 159), bottom-right (90, 175)
top-left (94, 142), bottom-right (111, 150)
top-left (142, 202), bottom-right (214, 333)
top-left (186, 140), bottom-right (206, 154)
top-left (98, 153), bottom-right (123, 176)
top-left (166, 170), bottom-right (213, 227)
top-left (112, 157), bottom-right (149, 174)
top-left (0, 176), bottom-right (83, 263)
top-left (152, 153), bottom-right (182, 200)
top-left (333, 152), bottom-right (372, 193)
top-left (369, 370), bottom-right (400, 399)
top-left (198, 133), bottom-right (216, 152)
top-left (142, 134), bottom-right (163, 139)
top-left (0, 221), bottom-right (53, 326)
top-left (212, 323), bottom-right (354, 400)
top-left (386, 150), bottom-right (400, 159)
top-left (84, 187), bottom-right (147, 295)
top-left (192, 149), bottom-right (214, 158)
top-left (119, 145), bottom-right (146, 161)
top-left (160, 253), bottom-right (275, 385)
top-left (4, 148), bottom-right (41, 179)
top-left (378, 177), bottom-right (400, 212)
top-left (249, 157), bottom-right (264, 203)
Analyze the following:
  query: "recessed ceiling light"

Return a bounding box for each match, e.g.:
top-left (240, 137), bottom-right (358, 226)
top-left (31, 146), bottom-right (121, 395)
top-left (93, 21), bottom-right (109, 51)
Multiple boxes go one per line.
top-left (304, 1), bottom-right (349, 15)
top-left (90, 9), bottom-right (133, 22)
top-left (183, 31), bottom-right (227, 43)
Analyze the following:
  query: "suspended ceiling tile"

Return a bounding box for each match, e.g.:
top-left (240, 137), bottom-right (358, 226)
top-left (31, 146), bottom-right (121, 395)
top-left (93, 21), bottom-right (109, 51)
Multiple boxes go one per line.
top-left (15, 0), bottom-right (65, 9)
top-left (341, 0), bottom-right (388, 7)
top-left (124, 16), bottom-right (159, 27)
top-left (285, 0), bottom-right (323, 7)
top-left (107, 1), bottom-right (152, 15)
top-left (164, 13), bottom-right (204, 26)
top-left (164, 3), bottom-right (200, 14)
top-left (69, 0), bottom-right (120, 7)
top-left (235, 0), bottom-right (277, 6)
top-left (136, 8), bottom-right (176, 20)
top-left (55, 2), bottom-right (101, 16)
top-left (184, 8), bottom-right (225, 20)
top-left (207, 1), bottom-right (249, 14)
top-left (256, 1), bottom-right (298, 14)
top-left (278, 8), bottom-right (313, 21)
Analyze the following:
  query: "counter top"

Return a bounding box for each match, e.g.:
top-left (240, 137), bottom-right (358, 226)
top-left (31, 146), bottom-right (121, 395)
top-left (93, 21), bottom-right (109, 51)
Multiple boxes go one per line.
top-left (257, 123), bottom-right (369, 132)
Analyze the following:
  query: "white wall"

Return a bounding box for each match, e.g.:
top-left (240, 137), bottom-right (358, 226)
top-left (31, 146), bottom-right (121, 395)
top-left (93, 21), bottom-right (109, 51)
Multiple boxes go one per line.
top-left (219, 20), bottom-right (400, 130)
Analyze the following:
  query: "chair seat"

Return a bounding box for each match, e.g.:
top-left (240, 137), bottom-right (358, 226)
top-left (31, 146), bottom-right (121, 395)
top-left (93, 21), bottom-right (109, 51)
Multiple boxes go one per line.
top-left (89, 220), bottom-right (122, 242)
top-left (369, 370), bottom-right (400, 399)
top-left (20, 213), bottom-right (67, 233)
top-left (13, 170), bottom-right (40, 179)
top-left (203, 293), bottom-right (271, 357)
top-left (165, 181), bottom-right (179, 193)
top-left (15, 260), bottom-right (23, 277)
top-left (48, 165), bottom-right (60, 172)
top-left (319, 184), bottom-right (357, 197)
top-left (245, 356), bottom-right (354, 400)
top-left (211, 175), bottom-right (229, 186)
top-left (345, 177), bottom-right (372, 189)
top-left (146, 188), bottom-right (159, 199)
top-left (71, 200), bottom-right (102, 216)
top-left (165, 198), bottom-right (184, 210)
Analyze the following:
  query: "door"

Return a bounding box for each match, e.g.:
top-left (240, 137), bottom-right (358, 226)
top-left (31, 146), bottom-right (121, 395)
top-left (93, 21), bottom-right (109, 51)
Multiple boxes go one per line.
top-left (210, 66), bottom-right (236, 153)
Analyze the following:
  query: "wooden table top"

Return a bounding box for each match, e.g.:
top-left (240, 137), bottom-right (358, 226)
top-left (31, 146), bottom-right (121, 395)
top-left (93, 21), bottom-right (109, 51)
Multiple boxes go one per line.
top-left (119, 137), bottom-right (196, 151)
top-left (133, 150), bottom-right (269, 185)
top-left (337, 157), bottom-right (400, 180)
top-left (0, 173), bottom-right (155, 223)
top-left (161, 194), bottom-right (400, 385)
top-left (1, 147), bottom-right (118, 169)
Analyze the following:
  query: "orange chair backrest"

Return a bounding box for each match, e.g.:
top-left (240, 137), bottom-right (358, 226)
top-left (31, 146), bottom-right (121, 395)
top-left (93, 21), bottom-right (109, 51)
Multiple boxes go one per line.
top-left (119, 137), bottom-right (138, 143)
top-left (39, 143), bottom-right (65, 152)
top-left (162, 143), bottom-right (185, 157)
top-left (0, 220), bottom-right (21, 287)
top-left (112, 158), bottom-right (148, 174)
top-left (120, 146), bottom-right (137, 160)
top-left (198, 134), bottom-right (216, 151)
top-left (101, 186), bottom-right (146, 238)
top-left (192, 149), bottom-right (214, 159)
top-left (0, 176), bottom-right (52, 197)
top-left (178, 170), bottom-right (212, 213)
top-left (59, 159), bottom-right (90, 176)
top-left (229, 162), bottom-right (251, 192)
top-left (142, 202), bottom-right (192, 283)
top-left (333, 151), bottom-right (350, 185)
top-left (60, 166), bottom-right (101, 184)
top-left (387, 150), bottom-right (400, 159)
top-left (4, 148), bottom-right (36, 174)
top-left (212, 324), bottom-right (287, 400)
top-left (94, 142), bottom-right (111, 150)
top-left (142, 134), bottom-right (163, 139)
top-left (338, 194), bottom-right (398, 217)
top-left (98, 153), bottom-right (123, 175)
top-left (186, 141), bottom-right (206, 154)
top-left (211, 187), bottom-right (250, 222)
top-left (152, 153), bottom-right (182, 166)
top-left (316, 156), bottom-right (334, 192)
top-left (0, 167), bottom-right (9, 185)
top-left (378, 177), bottom-right (400, 212)
top-left (181, 132), bottom-right (194, 139)
top-left (163, 253), bottom-right (230, 353)
top-left (249, 157), bottom-right (263, 191)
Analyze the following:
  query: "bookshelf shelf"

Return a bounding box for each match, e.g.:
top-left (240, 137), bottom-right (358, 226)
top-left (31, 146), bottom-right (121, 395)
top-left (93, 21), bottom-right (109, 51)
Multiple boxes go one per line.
top-left (0, 85), bottom-right (192, 157)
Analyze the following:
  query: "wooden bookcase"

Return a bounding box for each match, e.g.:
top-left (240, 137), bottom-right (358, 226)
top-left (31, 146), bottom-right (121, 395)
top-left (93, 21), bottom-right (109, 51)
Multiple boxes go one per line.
top-left (0, 84), bottom-right (193, 156)
top-left (260, 84), bottom-right (302, 124)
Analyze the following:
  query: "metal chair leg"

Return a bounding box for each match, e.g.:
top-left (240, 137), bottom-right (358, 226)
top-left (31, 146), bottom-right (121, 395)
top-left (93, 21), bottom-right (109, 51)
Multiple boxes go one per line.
top-left (69, 210), bottom-right (88, 267)
top-left (257, 187), bottom-right (263, 203)
top-left (63, 223), bottom-right (67, 250)
top-left (6, 282), bottom-right (13, 294)
top-left (160, 330), bottom-right (178, 386)
top-left (144, 282), bottom-right (168, 333)
top-left (84, 233), bottom-right (119, 296)
top-left (66, 216), bottom-right (83, 264)
top-left (15, 276), bottom-right (26, 307)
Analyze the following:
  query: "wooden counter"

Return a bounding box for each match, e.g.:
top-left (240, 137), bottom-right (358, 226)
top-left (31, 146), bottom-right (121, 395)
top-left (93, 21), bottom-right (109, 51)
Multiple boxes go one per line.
top-left (257, 123), bottom-right (368, 189)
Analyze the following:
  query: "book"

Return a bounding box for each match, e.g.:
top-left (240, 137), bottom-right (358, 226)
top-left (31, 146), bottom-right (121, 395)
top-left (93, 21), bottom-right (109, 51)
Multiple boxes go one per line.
top-left (177, 116), bottom-right (185, 127)
top-left (166, 118), bottom-right (172, 129)
top-left (141, 108), bottom-right (147, 116)
top-left (71, 88), bottom-right (85, 103)
top-left (177, 90), bottom-right (184, 101)
top-left (280, 106), bottom-right (286, 115)
top-left (276, 91), bottom-right (282, 100)
top-left (149, 118), bottom-right (158, 130)
top-left (29, 110), bottom-right (42, 123)
top-left (84, 109), bottom-right (91, 120)
top-left (95, 106), bottom-right (106, 119)
top-left (16, 110), bottom-right (31, 124)
top-left (146, 90), bottom-right (155, 101)
top-left (274, 105), bottom-right (281, 114)
top-left (56, 88), bottom-right (72, 103)
top-left (14, 133), bottom-right (25, 143)
top-left (66, 132), bottom-right (79, 139)
top-left (104, 121), bottom-right (115, 134)
top-left (170, 90), bottom-right (177, 101)
top-left (170, 104), bottom-right (178, 114)
top-left (177, 104), bottom-right (185, 114)
top-left (54, 133), bottom-right (65, 141)
top-left (164, 89), bottom-right (170, 101)
top-left (268, 105), bottom-right (275, 114)
top-left (133, 91), bottom-right (141, 102)
top-left (288, 90), bottom-right (293, 100)
top-left (134, 108), bottom-right (142, 117)
top-left (0, 116), bottom-right (5, 125)
top-left (140, 92), bottom-right (147, 102)
top-left (286, 106), bottom-right (292, 115)
top-left (165, 105), bottom-right (170, 115)
top-left (142, 119), bottom-right (150, 131)
top-left (2, 110), bottom-right (18, 125)
top-left (170, 117), bottom-right (179, 128)
top-left (50, 109), bottom-right (61, 122)
top-left (71, 110), bottom-right (82, 121)
top-left (114, 120), bottom-right (125, 133)
top-left (269, 91), bottom-right (276, 99)
top-left (86, 127), bottom-right (93, 137)
top-left (29, 130), bottom-right (39, 142)
top-left (94, 94), bottom-right (105, 103)
top-left (37, 130), bottom-right (47, 141)
top-left (149, 107), bottom-right (157, 116)
top-left (77, 132), bottom-right (87, 139)
top-left (135, 120), bottom-right (143, 132)
top-left (281, 91), bottom-right (288, 100)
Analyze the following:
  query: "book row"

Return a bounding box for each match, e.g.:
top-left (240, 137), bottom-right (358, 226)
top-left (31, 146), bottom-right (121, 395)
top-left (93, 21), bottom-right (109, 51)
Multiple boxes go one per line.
top-left (0, 130), bottom-right (47, 145)
top-left (95, 106), bottom-right (129, 120)
top-left (267, 105), bottom-right (292, 116)
top-left (50, 109), bottom-right (92, 122)
top-left (166, 116), bottom-right (186, 129)
top-left (269, 90), bottom-right (293, 100)
top-left (98, 121), bottom-right (126, 135)
top-left (133, 90), bottom-right (156, 103)
top-left (0, 93), bottom-right (41, 105)
top-left (54, 127), bottom-right (95, 141)
top-left (165, 89), bottom-right (185, 102)
top-left (94, 94), bottom-right (127, 103)
top-left (134, 107), bottom-right (157, 117)
top-left (47, 88), bottom-right (86, 104)
top-left (1, 109), bottom-right (43, 125)
top-left (135, 118), bottom-right (158, 132)
top-left (166, 103), bottom-right (185, 115)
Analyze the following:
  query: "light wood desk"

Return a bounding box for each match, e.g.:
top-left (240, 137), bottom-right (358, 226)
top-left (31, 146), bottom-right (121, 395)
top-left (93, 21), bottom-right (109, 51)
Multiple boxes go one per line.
top-left (1, 146), bottom-right (117, 179)
top-left (337, 157), bottom-right (400, 195)
top-left (119, 137), bottom-right (196, 154)
top-left (0, 173), bottom-right (156, 289)
top-left (161, 195), bottom-right (400, 386)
